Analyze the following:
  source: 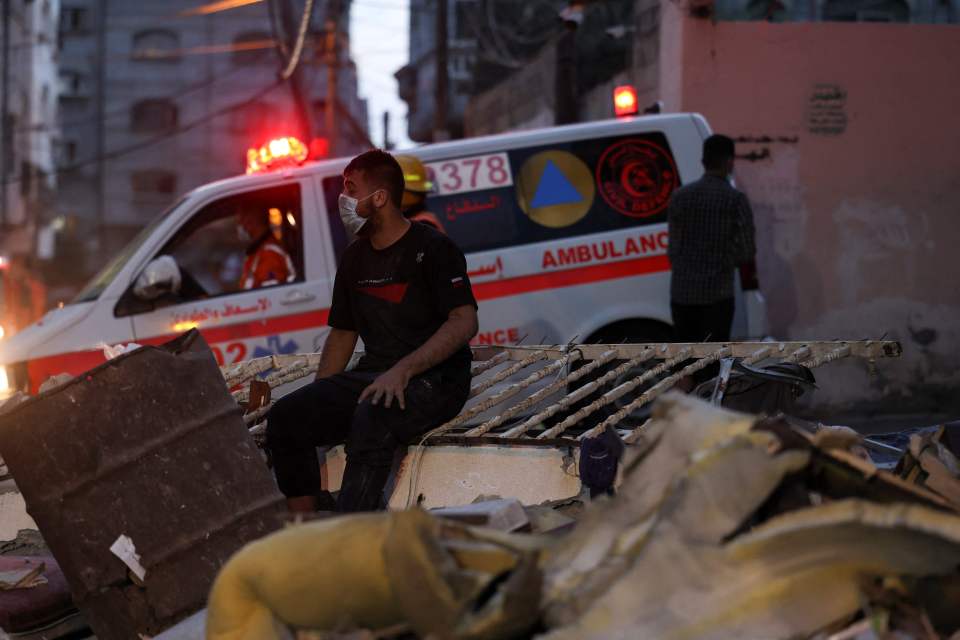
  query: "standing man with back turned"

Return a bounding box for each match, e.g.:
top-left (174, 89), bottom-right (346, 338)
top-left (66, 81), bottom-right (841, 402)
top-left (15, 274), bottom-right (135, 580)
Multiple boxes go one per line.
top-left (667, 134), bottom-right (756, 346)
top-left (266, 150), bottom-right (479, 513)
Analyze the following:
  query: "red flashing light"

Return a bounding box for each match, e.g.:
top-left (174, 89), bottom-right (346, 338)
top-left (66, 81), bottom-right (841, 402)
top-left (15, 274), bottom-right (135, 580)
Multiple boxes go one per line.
top-left (246, 136), bottom-right (309, 174)
top-left (309, 137), bottom-right (330, 159)
top-left (613, 85), bottom-right (639, 118)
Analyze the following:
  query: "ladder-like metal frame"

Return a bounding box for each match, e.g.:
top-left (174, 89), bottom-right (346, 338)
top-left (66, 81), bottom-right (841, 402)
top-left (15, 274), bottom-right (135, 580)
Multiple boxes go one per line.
top-left (227, 340), bottom-right (901, 447)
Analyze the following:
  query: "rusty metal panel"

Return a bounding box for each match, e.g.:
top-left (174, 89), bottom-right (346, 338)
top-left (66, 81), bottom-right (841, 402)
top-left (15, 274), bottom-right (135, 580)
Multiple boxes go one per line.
top-left (0, 330), bottom-right (285, 640)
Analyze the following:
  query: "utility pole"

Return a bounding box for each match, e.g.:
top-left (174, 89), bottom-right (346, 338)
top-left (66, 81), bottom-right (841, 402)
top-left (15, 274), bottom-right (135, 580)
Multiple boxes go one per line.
top-left (95, 0), bottom-right (107, 252)
top-left (278, 0), bottom-right (313, 141)
top-left (433, 0), bottom-right (449, 142)
top-left (317, 0), bottom-right (345, 156)
top-left (1, 0), bottom-right (11, 227)
top-left (555, 3), bottom-right (583, 126)
top-left (323, 17), bottom-right (338, 156)
top-left (382, 111), bottom-right (392, 150)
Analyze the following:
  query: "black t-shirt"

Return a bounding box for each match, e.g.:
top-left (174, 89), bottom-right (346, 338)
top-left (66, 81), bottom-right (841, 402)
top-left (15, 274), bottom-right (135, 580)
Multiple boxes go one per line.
top-left (329, 222), bottom-right (477, 376)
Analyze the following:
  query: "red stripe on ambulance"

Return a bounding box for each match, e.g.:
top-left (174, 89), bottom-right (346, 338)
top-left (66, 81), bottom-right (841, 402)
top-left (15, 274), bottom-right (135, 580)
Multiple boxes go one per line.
top-left (24, 253), bottom-right (670, 390)
top-left (473, 253), bottom-right (670, 301)
top-left (24, 308), bottom-right (330, 394)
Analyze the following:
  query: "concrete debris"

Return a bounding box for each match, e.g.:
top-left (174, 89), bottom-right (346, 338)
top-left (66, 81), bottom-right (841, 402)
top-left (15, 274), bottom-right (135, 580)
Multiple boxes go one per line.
top-left (98, 341), bottom-right (143, 360)
top-left (108, 535), bottom-right (147, 583)
top-left (540, 394), bottom-right (960, 640)
top-left (0, 562), bottom-right (46, 590)
top-left (198, 393), bottom-right (960, 640)
top-left (36, 373), bottom-right (72, 395)
top-left (431, 498), bottom-right (529, 532)
top-left (896, 424), bottom-right (960, 509)
top-left (0, 529), bottom-right (46, 557)
top-left (521, 504), bottom-right (577, 535)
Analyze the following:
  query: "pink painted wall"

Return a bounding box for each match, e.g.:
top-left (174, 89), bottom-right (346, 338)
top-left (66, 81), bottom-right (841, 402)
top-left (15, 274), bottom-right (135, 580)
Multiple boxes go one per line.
top-left (659, 6), bottom-right (960, 414)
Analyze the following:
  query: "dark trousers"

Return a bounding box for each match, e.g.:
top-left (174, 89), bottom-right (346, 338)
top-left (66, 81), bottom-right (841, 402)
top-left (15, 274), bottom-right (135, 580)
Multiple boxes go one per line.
top-left (671, 298), bottom-right (735, 343)
top-left (671, 298), bottom-right (735, 385)
top-left (265, 369), bottom-right (468, 512)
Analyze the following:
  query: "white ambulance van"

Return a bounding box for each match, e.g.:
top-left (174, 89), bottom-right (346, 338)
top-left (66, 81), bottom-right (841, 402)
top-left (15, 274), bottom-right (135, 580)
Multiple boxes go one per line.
top-left (0, 114), bottom-right (766, 395)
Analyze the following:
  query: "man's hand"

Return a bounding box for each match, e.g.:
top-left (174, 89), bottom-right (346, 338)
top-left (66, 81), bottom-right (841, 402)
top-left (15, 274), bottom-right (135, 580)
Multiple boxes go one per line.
top-left (358, 364), bottom-right (412, 410)
top-left (357, 304), bottom-right (478, 410)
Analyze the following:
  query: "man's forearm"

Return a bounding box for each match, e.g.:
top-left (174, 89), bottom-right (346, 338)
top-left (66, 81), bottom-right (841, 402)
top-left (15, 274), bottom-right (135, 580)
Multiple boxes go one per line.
top-left (395, 306), bottom-right (478, 378)
top-left (316, 329), bottom-right (358, 379)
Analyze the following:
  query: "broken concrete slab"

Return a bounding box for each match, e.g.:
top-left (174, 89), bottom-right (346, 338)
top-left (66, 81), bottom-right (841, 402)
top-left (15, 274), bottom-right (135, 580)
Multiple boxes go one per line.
top-left (537, 394), bottom-right (960, 639)
top-left (431, 498), bottom-right (530, 531)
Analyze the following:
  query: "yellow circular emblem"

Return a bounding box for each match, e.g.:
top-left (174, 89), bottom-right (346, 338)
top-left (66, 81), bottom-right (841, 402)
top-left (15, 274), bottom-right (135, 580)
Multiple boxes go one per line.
top-left (516, 150), bottom-right (595, 228)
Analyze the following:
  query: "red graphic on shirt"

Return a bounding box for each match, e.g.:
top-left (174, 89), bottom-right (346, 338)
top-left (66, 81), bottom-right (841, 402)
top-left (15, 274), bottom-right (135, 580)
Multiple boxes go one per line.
top-left (357, 283), bottom-right (409, 303)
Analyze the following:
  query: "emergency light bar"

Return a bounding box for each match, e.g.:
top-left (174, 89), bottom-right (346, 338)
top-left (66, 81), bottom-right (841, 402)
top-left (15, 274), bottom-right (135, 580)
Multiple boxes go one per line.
top-left (613, 85), bottom-right (639, 118)
top-left (246, 136), bottom-right (309, 174)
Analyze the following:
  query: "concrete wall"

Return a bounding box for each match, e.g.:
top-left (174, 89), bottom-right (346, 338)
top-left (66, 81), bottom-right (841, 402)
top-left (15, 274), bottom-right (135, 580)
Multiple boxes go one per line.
top-left (463, 39), bottom-right (557, 137)
top-left (659, 4), bottom-right (960, 414)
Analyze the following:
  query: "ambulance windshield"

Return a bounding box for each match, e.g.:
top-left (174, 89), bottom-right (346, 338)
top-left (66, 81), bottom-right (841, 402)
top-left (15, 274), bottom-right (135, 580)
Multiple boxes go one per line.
top-left (72, 198), bottom-right (187, 304)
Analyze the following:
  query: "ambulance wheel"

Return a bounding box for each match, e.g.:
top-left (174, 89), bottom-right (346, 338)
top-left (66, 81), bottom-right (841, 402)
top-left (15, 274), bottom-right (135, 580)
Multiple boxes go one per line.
top-left (562, 320), bottom-right (675, 435)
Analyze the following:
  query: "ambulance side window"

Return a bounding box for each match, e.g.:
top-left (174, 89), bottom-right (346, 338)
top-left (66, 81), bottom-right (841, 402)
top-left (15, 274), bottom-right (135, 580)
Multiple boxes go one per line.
top-left (321, 175), bottom-right (350, 262)
top-left (122, 184), bottom-right (304, 314)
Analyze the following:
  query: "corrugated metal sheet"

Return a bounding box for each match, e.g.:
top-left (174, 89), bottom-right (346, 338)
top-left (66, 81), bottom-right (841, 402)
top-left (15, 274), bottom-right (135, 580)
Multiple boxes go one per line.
top-left (0, 330), bottom-right (285, 640)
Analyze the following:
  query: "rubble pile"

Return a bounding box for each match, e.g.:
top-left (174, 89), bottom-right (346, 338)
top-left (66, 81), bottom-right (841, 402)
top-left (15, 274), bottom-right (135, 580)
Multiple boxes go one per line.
top-left (539, 394), bottom-right (960, 639)
top-left (204, 394), bottom-right (960, 640)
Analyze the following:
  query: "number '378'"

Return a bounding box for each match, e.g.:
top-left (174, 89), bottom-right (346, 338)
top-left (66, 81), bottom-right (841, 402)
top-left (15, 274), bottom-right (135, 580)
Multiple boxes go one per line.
top-left (427, 153), bottom-right (513, 196)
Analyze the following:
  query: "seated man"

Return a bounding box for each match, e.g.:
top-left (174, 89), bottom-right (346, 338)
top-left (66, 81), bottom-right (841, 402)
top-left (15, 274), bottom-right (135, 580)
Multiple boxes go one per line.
top-left (265, 149), bottom-right (479, 513)
top-left (237, 208), bottom-right (296, 290)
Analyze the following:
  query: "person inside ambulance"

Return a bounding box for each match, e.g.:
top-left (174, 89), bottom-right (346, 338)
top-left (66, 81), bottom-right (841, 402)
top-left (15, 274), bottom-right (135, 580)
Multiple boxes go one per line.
top-left (395, 154), bottom-right (445, 233)
top-left (236, 207), bottom-right (297, 290)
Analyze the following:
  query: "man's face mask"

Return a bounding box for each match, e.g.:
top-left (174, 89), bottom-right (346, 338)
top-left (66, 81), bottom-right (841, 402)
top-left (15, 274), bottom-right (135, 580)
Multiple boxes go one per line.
top-left (338, 190), bottom-right (381, 235)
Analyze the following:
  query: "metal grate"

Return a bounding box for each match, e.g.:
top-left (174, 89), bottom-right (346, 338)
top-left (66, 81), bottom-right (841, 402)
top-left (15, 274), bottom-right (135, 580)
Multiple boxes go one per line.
top-left (227, 340), bottom-right (901, 447)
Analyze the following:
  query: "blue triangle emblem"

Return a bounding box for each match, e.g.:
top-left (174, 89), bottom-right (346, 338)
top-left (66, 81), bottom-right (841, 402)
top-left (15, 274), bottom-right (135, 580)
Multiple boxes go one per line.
top-left (530, 160), bottom-right (583, 208)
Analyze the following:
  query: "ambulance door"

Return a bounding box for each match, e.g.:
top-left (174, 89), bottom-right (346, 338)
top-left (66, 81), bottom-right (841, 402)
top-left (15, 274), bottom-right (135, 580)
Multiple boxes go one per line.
top-left (119, 180), bottom-right (331, 366)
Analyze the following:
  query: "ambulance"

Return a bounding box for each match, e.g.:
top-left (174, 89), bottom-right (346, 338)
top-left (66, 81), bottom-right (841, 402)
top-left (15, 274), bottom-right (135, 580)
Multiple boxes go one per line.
top-left (0, 114), bottom-right (766, 396)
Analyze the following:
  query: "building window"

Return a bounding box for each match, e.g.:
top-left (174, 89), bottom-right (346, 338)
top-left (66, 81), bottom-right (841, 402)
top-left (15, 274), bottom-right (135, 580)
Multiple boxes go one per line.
top-left (60, 6), bottom-right (89, 33)
top-left (130, 99), bottom-right (179, 133)
top-left (232, 31), bottom-right (273, 66)
top-left (61, 140), bottom-right (78, 166)
top-left (454, 0), bottom-right (476, 40)
top-left (132, 29), bottom-right (181, 62)
top-left (822, 0), bottom-right (910, 20)
top-left (131, 170), bottom-right (177, 195)
top-left (58, 69), bottom-right (88, 99)
top-left (3, 115), bottom-right (15, 174)
top-left (745, 0), bottom-right (792, 20)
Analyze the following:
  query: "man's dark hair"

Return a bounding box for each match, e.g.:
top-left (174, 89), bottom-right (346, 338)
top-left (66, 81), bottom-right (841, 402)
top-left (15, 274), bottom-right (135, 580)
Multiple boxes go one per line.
top-left (702, 134), bottom-right (735, 171)
top-left (344, 149), bottom-right (405, 207)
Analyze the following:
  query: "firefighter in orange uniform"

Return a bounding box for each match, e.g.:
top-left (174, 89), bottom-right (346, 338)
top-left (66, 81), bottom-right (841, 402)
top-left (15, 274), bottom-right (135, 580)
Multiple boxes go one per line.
top-left (395, 154), bottom-right (445, 233)
top-left (237, 208), bottom-right (296, 290)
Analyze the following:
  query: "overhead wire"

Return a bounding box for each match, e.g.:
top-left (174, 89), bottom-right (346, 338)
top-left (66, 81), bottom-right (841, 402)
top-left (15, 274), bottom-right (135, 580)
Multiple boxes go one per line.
top-left (265, 0), bottom-right (290, 58)
top-left (280, 0), bottom-right (316, 80)
top-left (179, 0), bottom-right (264, 16)
top-left (1, 80), bottom-right (284, 187)
top-left (17, 63), bottom-right (255, 134)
